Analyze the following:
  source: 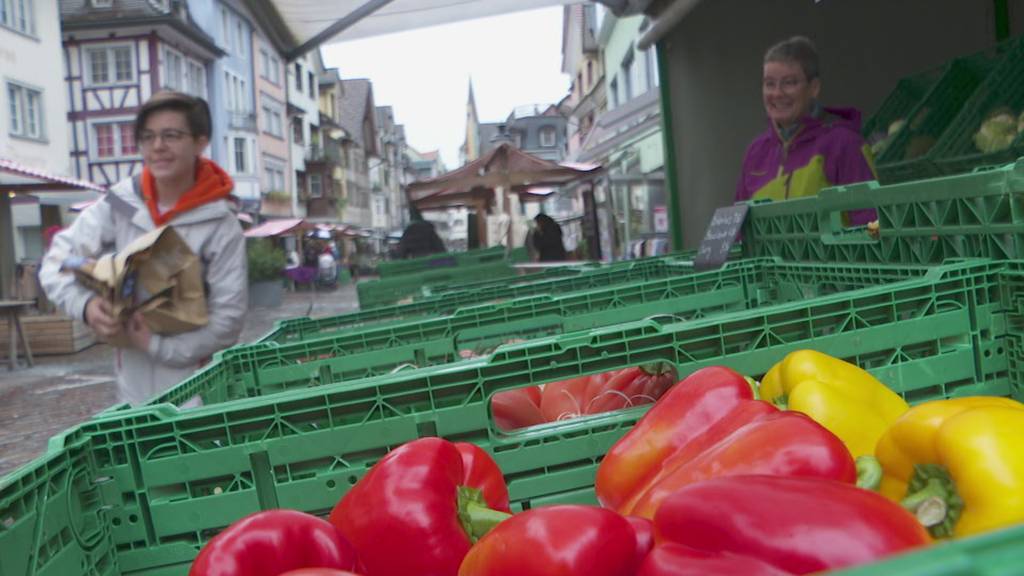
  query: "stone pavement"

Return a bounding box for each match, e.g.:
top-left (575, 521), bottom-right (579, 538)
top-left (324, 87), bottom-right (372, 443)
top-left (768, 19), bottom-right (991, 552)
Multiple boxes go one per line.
top-left (0, 283), bottom-right (360, 478)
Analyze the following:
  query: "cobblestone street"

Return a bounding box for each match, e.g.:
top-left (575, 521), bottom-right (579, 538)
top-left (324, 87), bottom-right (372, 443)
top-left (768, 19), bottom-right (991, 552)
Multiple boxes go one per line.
top-left (0, 284), bottom-right (359, 478)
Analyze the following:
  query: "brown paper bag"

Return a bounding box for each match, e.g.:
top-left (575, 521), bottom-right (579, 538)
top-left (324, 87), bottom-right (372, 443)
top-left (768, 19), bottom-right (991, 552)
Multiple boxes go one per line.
top-left (63, 226), bottom-right (208, 346)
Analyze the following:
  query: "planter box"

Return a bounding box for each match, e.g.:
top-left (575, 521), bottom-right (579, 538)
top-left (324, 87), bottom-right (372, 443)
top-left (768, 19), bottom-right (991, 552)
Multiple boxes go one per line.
top-left (249, 280), bottom-right (283, 309)
top-left (0, 314), bottom-right (95, 356)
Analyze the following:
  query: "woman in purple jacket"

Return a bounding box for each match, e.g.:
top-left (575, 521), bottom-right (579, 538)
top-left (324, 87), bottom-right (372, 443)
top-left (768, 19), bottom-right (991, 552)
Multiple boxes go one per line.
top-left (735, 36), bottom-right (877, 226)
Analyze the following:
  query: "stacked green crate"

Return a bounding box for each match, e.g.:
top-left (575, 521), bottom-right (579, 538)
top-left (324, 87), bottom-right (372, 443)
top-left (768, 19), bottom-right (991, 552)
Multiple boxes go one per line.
top-left (154, 258), bottom-right (937, 408)
top-left (261, 255), bottom-right (693, 344)
top-left (377, 246), bottom-right (517, 278)
top-left (744, 158), bottom-right (1024, 264)
top-left (874, 50), bottom-right (1002, 183)
top-left (932, 35), bottom-right (1024, 176)
top-left (1, 259), bottom-right (1018, 575)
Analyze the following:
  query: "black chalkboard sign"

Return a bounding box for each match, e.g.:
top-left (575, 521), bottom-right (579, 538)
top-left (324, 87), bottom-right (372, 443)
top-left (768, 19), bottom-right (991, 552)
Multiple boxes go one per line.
top-left (694, 204), bottom-right (749, 271)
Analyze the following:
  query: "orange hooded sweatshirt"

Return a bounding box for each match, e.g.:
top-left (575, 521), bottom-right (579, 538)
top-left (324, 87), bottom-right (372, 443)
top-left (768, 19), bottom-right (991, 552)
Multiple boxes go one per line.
top-left (142, 158), bottom-right (234, 226)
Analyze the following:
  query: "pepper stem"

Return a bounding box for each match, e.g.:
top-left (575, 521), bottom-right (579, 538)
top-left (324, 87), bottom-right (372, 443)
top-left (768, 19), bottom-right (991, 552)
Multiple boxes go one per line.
top-left (899, 463), bottom-right (964, 538)
top-left (457, 486), bottom-right (512, 543)
top-left (772, 393), bottom-right (788, 410)
top-left (743, 376), bottom-right (761, 400)
top-left (640, 361), bottom-right (675, 376)
top-left (855, 455), bottom-right (883, 491)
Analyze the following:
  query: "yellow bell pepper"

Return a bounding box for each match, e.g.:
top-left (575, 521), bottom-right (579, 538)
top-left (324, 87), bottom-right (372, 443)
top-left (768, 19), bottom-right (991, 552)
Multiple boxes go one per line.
top-left (875, 396), bottom-right (1024, 538)
top-left (760, 350), bottom-right (909, 460)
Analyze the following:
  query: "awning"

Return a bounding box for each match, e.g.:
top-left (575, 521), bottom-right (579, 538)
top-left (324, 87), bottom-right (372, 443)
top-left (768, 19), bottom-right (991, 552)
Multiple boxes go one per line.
top-left (0, 158), bottom-right (106, 193)
top-left (243, 218), bottom-right (311, 238)
top-left (253, 0), bottom-right (582, 59)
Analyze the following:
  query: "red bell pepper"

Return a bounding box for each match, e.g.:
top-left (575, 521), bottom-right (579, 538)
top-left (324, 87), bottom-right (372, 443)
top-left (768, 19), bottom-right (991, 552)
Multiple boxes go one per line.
top-left (454, 441), bottom-right (509, 512)
top-left (597, 366), bottom-right (856, 519)
top-left (596, 367), bottom-right (753, 512)
top-left (457, 505), bottom-right (637, 576)
top-left (188, 509), bottom-right (359, 576)
top-left (654, 475), bottom-right (932, 575)
top-left (637, 543), bottom-right (794, 576)
top-left (329, 437), bottom-right (511, 576)
top-left (625, 515), bottom-right (656, 571)
top-left (491, 386), bottom-right (545, 431)
top-left (539, 365), bottom-right (677, 424)
top-left (625, 407), bottom-right (856, 519)
top-left (279, 571), bottom-right (365, 576)
top-left (278, 565), bottom-right (366, 569)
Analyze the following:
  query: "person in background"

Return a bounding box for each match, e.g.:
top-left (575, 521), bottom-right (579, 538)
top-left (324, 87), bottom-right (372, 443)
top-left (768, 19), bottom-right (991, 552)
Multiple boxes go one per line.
top-left (39, 91), bottom-right (247, 406)
top-left (395, 205), bottom-right (446, 259)
top-left (735, 36), bottom-right (877, 226)
top-left (531, 213), bottom-right (568, 262)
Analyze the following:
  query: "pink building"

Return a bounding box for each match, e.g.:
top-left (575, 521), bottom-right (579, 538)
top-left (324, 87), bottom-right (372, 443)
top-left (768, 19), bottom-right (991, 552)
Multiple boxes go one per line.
top-left (252, 31), bottom-right (291, 217)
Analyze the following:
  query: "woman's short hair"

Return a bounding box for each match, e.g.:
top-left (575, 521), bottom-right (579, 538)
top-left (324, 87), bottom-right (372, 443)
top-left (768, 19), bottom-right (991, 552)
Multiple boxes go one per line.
top-left (134, 91), bottom-right (212, 139)
top-left (764, 36), bottom-right (820, 81)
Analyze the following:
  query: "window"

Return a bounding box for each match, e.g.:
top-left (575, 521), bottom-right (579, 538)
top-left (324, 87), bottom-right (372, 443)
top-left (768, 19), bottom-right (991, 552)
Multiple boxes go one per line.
top-left (260, 49), bottom-right (270, 79)
top-left (261, 95), bottom-right (284, 137)
top-left (86, 45), bottom-right (134, 86)
top-left (119, 123), bottom-right (137, 155)
top-left (95, 124), bottom-right (114, 157)
top-left (307, 72), bottom-right (314, 98)
top-left (270, 55), bottom-right (281, 84)
top-left (294, 63), bottom-right (302, 91)
top-left (164, 47), bottom-right (183, 91)
top-left (90, 0), bottom-right (112, 8)
top-left (235, 20), bottom-right (244, 55)
top-left (0, 0), bottom-right (34, 35)
top-left (263, 158), bottom-right (285, 191)
top-left (586, 60), bottom-right (592, 89)
top-left (309, 173), bottom-right (323, 198)
top-left (234, 137), bottom-right (247, 173)
top-left (91, 120), bottom-right (137, 158)
top-left (608, 78), bottom-right (619, 109)
top-left (292, 117), bottom-right (303, 143)
top-left (7, 82), bottom-right (44, 140)
top-left (621, 49), bottom-right (635, 101)
top-left (221, 8), bottom-right (230, 50)
top-left (539, 126), bottom-right (557, 148)
top-left (186, 61), bottom-right (205, 97)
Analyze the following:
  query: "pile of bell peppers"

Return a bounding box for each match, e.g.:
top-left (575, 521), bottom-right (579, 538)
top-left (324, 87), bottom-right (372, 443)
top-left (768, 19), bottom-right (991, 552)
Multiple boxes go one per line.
top-left (190, 351), bottom-right (1024, 576)
top-left (491, 363), bottom-right (678, 431)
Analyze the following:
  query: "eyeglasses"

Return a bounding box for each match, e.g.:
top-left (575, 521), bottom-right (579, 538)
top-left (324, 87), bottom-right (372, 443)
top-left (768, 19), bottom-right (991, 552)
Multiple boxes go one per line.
top-left (763, 77), bottom-right (806, 93)
top-left (138, 129), bottom-right (193, 147)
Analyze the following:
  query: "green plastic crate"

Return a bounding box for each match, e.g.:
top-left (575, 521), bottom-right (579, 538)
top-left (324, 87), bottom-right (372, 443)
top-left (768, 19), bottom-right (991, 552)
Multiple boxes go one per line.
top-left (744, 157), bottom-right (1024, 264)
top-left (357, 261), bottom-right (521, 309)
top-left (875, 51), bottom-right (1001, 184)
top-left (832, 524), bottom-right (1024, 575)
top-left (932, 36), bottom-right (1024, 177)
top-left (1, 258), bottom-right (1016, 575)
top-left (864, 63), bottom-right (946, 156)
top-left (261, 256), bottom-right (696, 344)
top-left (377, 246), bottom-right (514, 278)
top-left (154, 257), bottom-right (938, 408)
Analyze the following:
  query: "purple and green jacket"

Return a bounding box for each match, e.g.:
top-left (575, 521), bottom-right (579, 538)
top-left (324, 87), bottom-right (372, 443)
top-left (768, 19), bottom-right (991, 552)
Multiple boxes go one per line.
top-left (735, 106), bottom-right (877, 225)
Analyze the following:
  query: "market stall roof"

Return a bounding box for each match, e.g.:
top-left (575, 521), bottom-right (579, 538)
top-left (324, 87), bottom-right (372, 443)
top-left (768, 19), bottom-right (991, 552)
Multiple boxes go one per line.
top-left (243, 218), bottom-right (312, 238)
top-left (408, 143), bottom-right (601, 209)
top-left (253, 0), bottom-right (583, 59)
top-left (0, 158), bottom-right (106, 193)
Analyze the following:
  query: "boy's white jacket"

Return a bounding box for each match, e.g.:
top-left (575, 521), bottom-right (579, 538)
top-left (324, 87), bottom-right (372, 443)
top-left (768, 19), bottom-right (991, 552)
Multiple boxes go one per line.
top-left (39, 176), bottom-right (248, 406)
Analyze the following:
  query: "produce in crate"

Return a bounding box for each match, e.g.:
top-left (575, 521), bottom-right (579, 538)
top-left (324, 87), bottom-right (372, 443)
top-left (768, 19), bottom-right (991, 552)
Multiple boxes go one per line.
top-left (652, 475), bottom-right (931, 575)
top-left (457, 505), bottom-right (640, 576)
top-left (328, 437), bottom-right (511, 576)
top-left (759, 349), bottom-right (909, 459)
top-left (875, 396), bottom-right (1024, 538)
top-left (279, 571), bottom-right (364, 576)
top-left (491, 364), bottom-right (677, 431)
top-left (869, 118), bottom-right (906, 156)
top-left (188, 510), bottom-right (359, 576)
top-left (973, 108), bottom-right (1019, 153)
top-left (595, 366), bottom-right (856, 519)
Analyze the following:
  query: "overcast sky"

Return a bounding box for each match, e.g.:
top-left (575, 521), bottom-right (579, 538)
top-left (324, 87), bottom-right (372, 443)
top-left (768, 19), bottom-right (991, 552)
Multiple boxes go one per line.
top-left (321, 6), bottom-right (571, 170)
